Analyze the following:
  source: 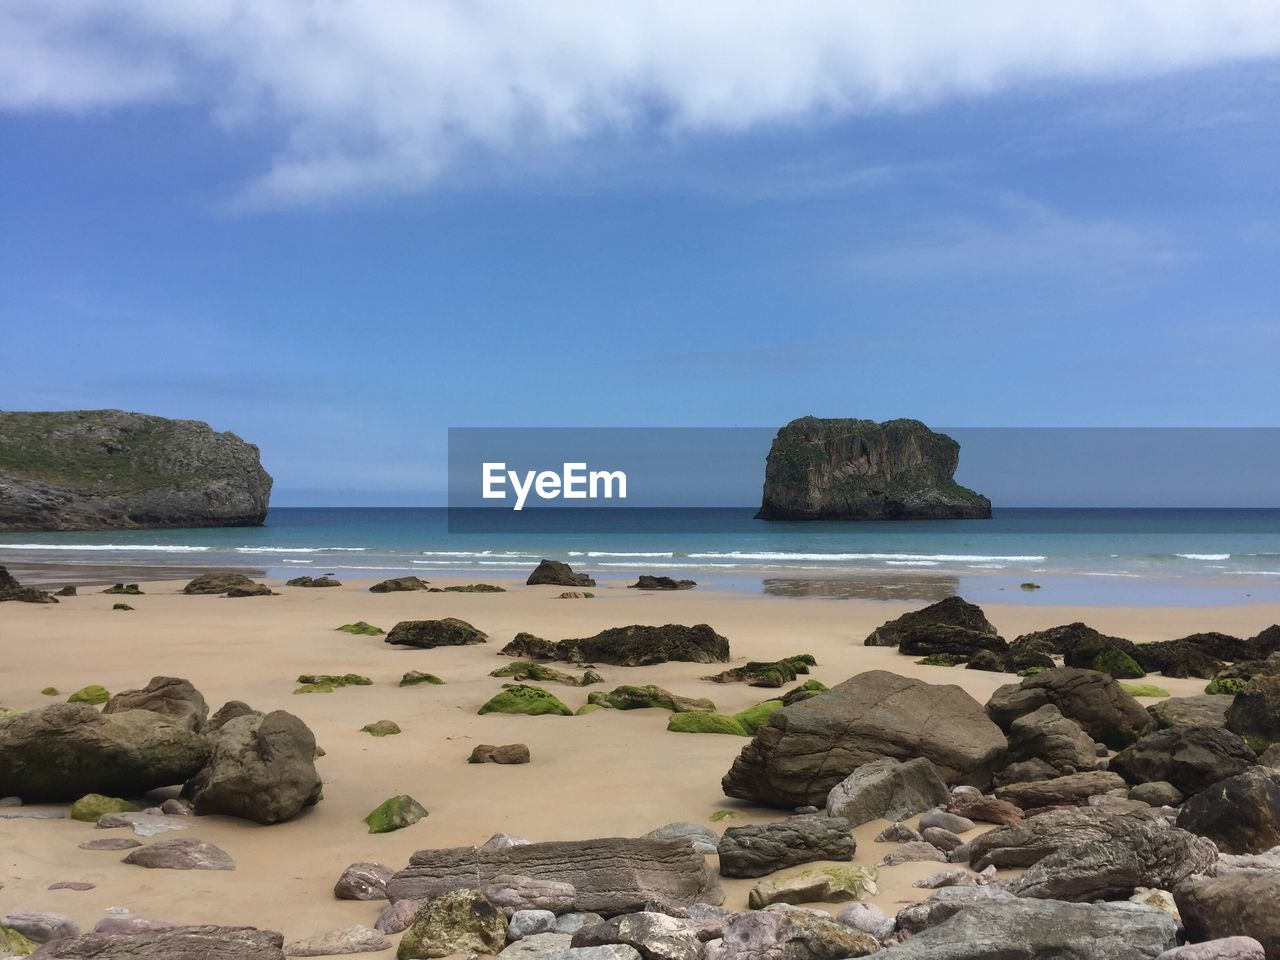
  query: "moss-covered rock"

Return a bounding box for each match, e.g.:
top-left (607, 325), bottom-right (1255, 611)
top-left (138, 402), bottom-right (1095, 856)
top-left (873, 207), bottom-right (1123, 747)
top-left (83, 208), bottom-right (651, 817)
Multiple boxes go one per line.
top-left (369, 576), bottom-right (430, 593)
top-left (1092, 647), bottom-right (1146, 680)
top-left (400, 671), bottom-right (444, 687)
top-left (111, 602), bottom-right (134, 611)
top-left (396, 889), bottom-right (507, 960)
top-left (586, 684), bottom-right (716, 713)
top-left (70, 793), bottom-right (139, 822)
top-left (385, 618), bottom-right (488, 648)
top-left (710, 809), bottom-right (738, 821)
top-left (364, 794), bottom-right (428, 833)
top-left (916, 654), bottom-right (963, 667)
top-left (102, 583), bottom-right (143, 595)
top-left (1206, 676), bottom-right (1250, 696)
top-left (41, 686), bottom-right (58, 696)
top-left (66, 684), bottom-right (109, 705)
top-left (780, 679), bottom-right (828, 705)
top-left (575, 703), bottom-right (607, 715)
top-left (1120, 683), bottom-right (1171, 698)
top-left (489, 660), bottom-right (585, 685)
top-left (293, 683), bottom-right (334, 694)
top-left (297, 673), bottom-right (372, 688)
top-left (478, 684), bottom-right (572, 717)
top-left (361, 720), bottom-right (401, 737)
top-left (704, 654), bottom-right (816, 687)
top-left (735, 699), bottom-right (784, 734)
top-left (442, 583), bottom-right (506, 593)
top-left (667, 712), bottom-right (749, 736)
top-left (0, 924), bottom-right (38, 957)
top-left (337, 621), bottom-right (384, 636)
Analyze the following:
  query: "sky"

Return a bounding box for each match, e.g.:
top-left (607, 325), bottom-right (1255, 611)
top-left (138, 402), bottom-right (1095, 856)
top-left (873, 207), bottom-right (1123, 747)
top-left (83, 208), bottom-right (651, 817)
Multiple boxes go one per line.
top-left (1, 2), bottom-right (1278, 505)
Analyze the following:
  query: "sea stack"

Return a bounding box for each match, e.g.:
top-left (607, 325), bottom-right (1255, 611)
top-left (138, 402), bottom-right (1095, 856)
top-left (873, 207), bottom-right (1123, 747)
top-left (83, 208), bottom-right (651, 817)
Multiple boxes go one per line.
top-left (755, 417), bottom-right (990, 521)
top-left (0, 410), bottom-right (272, 531)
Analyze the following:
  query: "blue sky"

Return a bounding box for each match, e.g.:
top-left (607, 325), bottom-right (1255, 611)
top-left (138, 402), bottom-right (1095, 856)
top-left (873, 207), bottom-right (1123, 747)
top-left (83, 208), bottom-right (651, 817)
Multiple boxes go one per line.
top-left (1, 4), bottom-right (1278, 504)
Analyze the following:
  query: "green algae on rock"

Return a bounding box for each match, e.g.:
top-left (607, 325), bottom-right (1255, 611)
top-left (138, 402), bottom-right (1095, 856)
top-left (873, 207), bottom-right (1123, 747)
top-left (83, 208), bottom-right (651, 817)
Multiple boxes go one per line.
top-left (337, 621), bottom-right (384, 635)
top-left (477, 684), bottom-right (572, 717)
top-left (361, 720), bottom-right (402, 737)
top-left (400, 670), bottom-right (445, 687)
top-left (396, 889), bottom-right (506, 960)
top-left (70, 793), bottom-right (139, 822)
top-left (364, 794), bottom-right (428, 834)
top-left (586, 684), bottom-right (716, 714)
top-left (67, 685), bottom-right (109, 705)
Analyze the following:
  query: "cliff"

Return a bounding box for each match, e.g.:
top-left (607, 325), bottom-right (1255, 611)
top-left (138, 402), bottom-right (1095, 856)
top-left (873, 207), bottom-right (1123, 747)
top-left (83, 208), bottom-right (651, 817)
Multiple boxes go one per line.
top-left (755, 417), bottom-right (991, 521)
top-left (0, 410), bottom-right (272, 531)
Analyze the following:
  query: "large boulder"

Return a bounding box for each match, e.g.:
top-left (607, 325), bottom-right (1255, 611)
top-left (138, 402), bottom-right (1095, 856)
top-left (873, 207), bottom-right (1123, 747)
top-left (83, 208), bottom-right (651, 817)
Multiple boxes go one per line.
top-left (987, 667), bottom-right (1156, 748)
top-left (1226, 675), bottom-right (1280, 747)
top-left (386, 837), bottom-right (722, 916)
top-left (0, 703), bottom-right (208, 802)
top-left (182, 572), bottom-right (259, 595)
top-left (1003, 704), bottom-right (1097, 776)
top-left (865, 596), bottom-right (1006, 661)
top-left (1176, 872), bottom-right (1280, 960)
top-left (384, 618), bottom-right (488, 648)
top-left (968, 806), bottom-right (1125, 870)
top-left (526, 559), bottom-right (595, 587)
top-left (184, 709), bottom-right (322, 824)
top-left (825, 757), bottom-right (951, 826)
top-left (368, 576), bottom-right (429, 593)
top-left (1007, 813), bottom-right (1217, 901)
top-left (102, 677), bottom-right (208, 732)
top-left (716, 814), bottom-right (855, 879)
top-left (1177, 767), bottom-right (1280, 854)
top-left (1150, 695), bottom-right (1234, 730)
top-left (29, 925), bottom-right (284, 958)
top-left (395, 890), bottom-right (506, 960)
top-left (553, 624), bottom-right (730, 666)
top-left (1111, 726), bottom-right (1258, 796)
top-left (873, 898), bottom-right (1177, 959)
top-left (722, 670), bottom-right (1006, 808)
top-left (1133, 640), bottom-right (1225, 680)
top-left (0, 409), bottom-right (271, 532)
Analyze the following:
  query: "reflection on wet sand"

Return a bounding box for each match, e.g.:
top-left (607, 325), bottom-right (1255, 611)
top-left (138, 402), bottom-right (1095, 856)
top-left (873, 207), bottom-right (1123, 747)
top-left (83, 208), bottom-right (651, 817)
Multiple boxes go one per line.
top-left (762, 574), bottom-right (962, 601)
top-left (6, 562), bottom-right (270, 588)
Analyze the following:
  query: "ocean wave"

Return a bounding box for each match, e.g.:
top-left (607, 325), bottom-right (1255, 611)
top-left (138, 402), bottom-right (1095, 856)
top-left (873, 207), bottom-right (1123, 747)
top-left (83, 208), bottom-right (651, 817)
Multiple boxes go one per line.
top-left (682, 551), bottom-right (1047, 562)
top-left (0, 543), bottom-right (211, 553)
top-left (885, 560), bottom-right (941, 566)
top-left (233, 546), bottom-right (367, 554)
top-left (570, 551), bottom-right (677, 558)
top-left (1176, 553), bottom-right (1231, 561)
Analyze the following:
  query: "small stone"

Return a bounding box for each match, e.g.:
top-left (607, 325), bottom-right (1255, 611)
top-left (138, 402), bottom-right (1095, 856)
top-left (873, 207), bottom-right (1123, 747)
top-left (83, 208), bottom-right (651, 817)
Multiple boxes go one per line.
top-left (364, 794), bottom-right (427, 833)
top-left (876, 822), bottom-right (923, 843)
top-left (334, 862), bottom-right (394, 900)
top-left (922, 826), bottom-right (964, 852)
top-left (361, 720), bottom-right (401, 737)
top-left (374, 900), bottom-right (419, 935)
top-left (48, 881), bottom-right (95, 890)
top-left (643, 822), bottom-right (719, 855)
top-left (879, 841), bottom-right (948, 866)
top-left (96, 811), bottom-right (189, 836)
top-left (70, 793), bottom-right (139, 822)
top-left (92, 908), bottom-right (174, 934)
top-left (507, 909), bottom-right (556, 941)
top-left (480, 832), bottom-right (531, 851)
top-left (468, 743), bottom-right (531, 764)
top-left (554, 913), bottom-right (606, 935)
top-left (919, 808), bottom-right (975, 833)
top-left (121, 837), bottom-right (235, 870)
top-left (79, 837), bottom-right (143, 850)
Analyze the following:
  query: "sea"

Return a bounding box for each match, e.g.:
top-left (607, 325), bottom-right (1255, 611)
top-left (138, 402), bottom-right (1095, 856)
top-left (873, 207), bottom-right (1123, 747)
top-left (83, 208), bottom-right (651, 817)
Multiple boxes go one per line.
top-left (3, 507), bottom-right (1280, 607)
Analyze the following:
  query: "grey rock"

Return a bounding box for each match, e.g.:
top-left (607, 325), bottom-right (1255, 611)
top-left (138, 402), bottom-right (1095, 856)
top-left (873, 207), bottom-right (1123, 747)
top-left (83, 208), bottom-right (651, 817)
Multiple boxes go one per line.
top-left (121, 837), bottom-right (235, 871)
top-left (385, 617), bottom-right (488, 648)
top-left (825, 757), bottom-right (950, 827)
top-left (835, 902), bottom-right (894, 942)
top-left (553, 624), bottom-right (729, 667)
top-left (1226, 675), bottom-right (1280, 747)
top-left (919, 809), bottom-right (974, 833)
top-left (556, 947), bottom-right (643, 960)
top-left (333, 862), bottom-right (393, 901)
top-left (1176, 872), bottom-right (1280, 959)
top-left (283, 926), bottom-right (389, 956)
top-left (994, 757), bottom-right (1059, 786)
top-left (508, 910), bottom-right (558, 941)
top-left (879, 841), bottom-right (948, 866)
top-left (1157, 937), bottom-right (1266, 960)
top-left (994, 770), bottom-right (1127, 809)
top-left (704, 904), bottom-right (879, 960)
top-left (1, 912), bottom-right (79, 943)
top-left (484, 875), bottom-right (578, 916)
top-left (102, 676), bottom-right (209, 732)
top-left (1131, 781), bottom-right (1186, 807)
top-left (723, 670), bottom-right (1007, 808)
top-left (78, 837), bottom-right (143, 850)
top-left (554, 914), bottom-right (606, 935)
top-left (527, 559), bottom-right (596, 588)
top-left (875, 822), bottom-right (922, 843)
top-left (1111, 726), bottom-right (1258, 796)
top-left (747, 867), bottom-right (879, 909)
top-left (498, 932), bottom-right (575, 957)
top-left (717, 814), bottom-right (853, 878)
top-left (373, 900), bottom-right (418, 935)
top-left (92, 909), bottom-right (174, 935)
top-left (484, 832), bottom-right (534, 851)
top-left (31, 924), bottom-right (284, 958)
top-left (892, 885), bottom-right (1017, 937)
top-left (570, 912), bottom-right (702, 960)
top-left (987, 667), bottom-right (1156, 749)
top-left (1150, 695), bottom-right (1234, 730)
top-left (921, 827), bottom-right (963, 852)
top-left (644, 823), bottom-right (718, 855)
top-left (1177, 767), bottom-right (1280, 854)
top-left (1005, 704), bottom-right (1098, 775)
top-left (969, 805), bottom-right (1150, 870)
top-left (96, 811), bottom-right (188, 836)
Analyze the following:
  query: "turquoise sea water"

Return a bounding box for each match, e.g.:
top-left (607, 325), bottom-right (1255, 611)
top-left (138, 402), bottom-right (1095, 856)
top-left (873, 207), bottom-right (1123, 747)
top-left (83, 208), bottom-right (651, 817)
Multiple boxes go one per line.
top-left (3, 508), bottom-right (1280, 606)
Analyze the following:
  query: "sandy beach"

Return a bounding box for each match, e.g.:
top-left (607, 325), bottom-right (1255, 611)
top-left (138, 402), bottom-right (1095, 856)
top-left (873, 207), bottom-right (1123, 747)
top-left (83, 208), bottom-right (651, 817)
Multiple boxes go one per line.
top-left (3, 573), bottom-right (1277, 952)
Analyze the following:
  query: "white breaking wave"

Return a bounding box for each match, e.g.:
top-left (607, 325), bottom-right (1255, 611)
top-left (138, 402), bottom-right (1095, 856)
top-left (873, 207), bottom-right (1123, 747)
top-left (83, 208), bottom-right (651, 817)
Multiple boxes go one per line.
top-left (1176, 553), bottom-right (1231, 561)
top-left (885, 560), bottom-right (941, 566)
top-left (570, 551), bottom-right (676, 558)
top-left (0, 543), bottom-right (211, 552)
top-left (233, 546), bottom-right (367, 553)
top-left (682, 551), bottom-right (1047, 562)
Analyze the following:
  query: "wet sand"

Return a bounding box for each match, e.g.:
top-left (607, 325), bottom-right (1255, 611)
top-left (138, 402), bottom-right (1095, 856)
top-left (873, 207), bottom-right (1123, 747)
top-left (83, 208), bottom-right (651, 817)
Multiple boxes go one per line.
top-left (2, 575), bottom-right (1276, 950)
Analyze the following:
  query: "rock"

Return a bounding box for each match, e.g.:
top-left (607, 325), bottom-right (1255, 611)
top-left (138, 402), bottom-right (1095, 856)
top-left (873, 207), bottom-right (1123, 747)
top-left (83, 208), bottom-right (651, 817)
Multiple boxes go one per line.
top-left (91, 909), bottom-right (174, 935)
top-left (182, 572), bottom-right (258, 595)
top-left (385, 618), bottom-right (488, 648)
top-left (1176, 872), bottom-right (1280, 959)
top-left (399, 670), bottom-right (444, 687)
top-left (54, 585), bottom-right (76, 596)
top-left (1150, 695), bottom-right (1235, 729)
top-left (1226, 675), bottom-right (1280, 747)
top-left (470, 743), bottom-right (533, 764)
top-left (284, 926), bottom-right (389, 956)
top-left (994, 757), bottom-right (1058, 786)
top-left (570, 912), bottom-right (703, 960)
top-left (755, 417), bottom-right (990, 521)
top-left (1004, 704), bottom-right (1098, 776)
top-left (920, 808), bottom-right (974, 832)
top-left (369, 576), bottom-right (430, 592)
top-left (361, 720), bottom-right (401, 737)
top-left (1177, 767), bottom-right (1280, 854)
top-left (876, 821), bottom-right (923, 842)
top-left (185, 709), bottom-right (321, 824)
top-left (1007, 813), bottom-right (1217, 901)
top-left (66, 684), bottom-right (109, 705)
top-left (995, 769), bottom-right (1127, 808)
top-left (483, 875), bottom-right (577, 916)
top-left (587, 685), bottom-right (716, 713)
top-left (780, 680), bottom-right (829, 705)
top-left (554, 624), bottom-right (729, 666)
top-left (284, 575), bottom-right (341, 588)
top-left (629, 576), bottom-right (696, 591)
top-left (1264, 743), bottom-right (1280, 767)
top-left (879, 841), bottom-right (949, 866)
top-left (479, 684), bottom-right (573, 716)
top-left (987, 667), bottom-right (1156, 748)
top-left (396, 889), bottom-right (507, 959)
top-left (69, 793), bottom-right (138, 821)
top-left (2, 912), bottom-right (78, 944)
top-left (364, 795), bottom-right (428, 834)
top-left (921, 826), bottom-right (963, 851)
top-left (824, 756), bottom-right (950, 826)
top-left (79, 836), bottom-right (142, 850)
top-left (703, 655), bottom-right (815, 688)
top-left (944, 791), bottom-right (1024, 824)
top-left (0, 410), bottom-right (271, 531)
top-left (387, 837), bottom-right (724, 916)
top-left (34, 925), bottom-right (285, 958)
top-left (334, 862), bottom-right (393, 900)
top-left (492, 660), bottom-right (592, 686)
top-left (1134, 640), bottom-right (1225, 679)
top-left (836, 902), bottom-right (894, 942)
top-left (102, 582), bottom-right (143, 595)
top-left (527, 559), bottom-right (596, 587)
top-left (864, 596), bottom-right (1004, 660)
top-left (717, 814), bottom-right (854, 878)
top-left (873, 898), bottom-right (1176, 959)
top-left (337, 620), bottom-right (384, 635)
top-left (559, 947), bottom-right (643, 960)
top-left (0, 702), bottom-right (209, 801)
top-left (123, 837), bottom-right (235, 870)
top-left (723, 670), bottom-right (1006, 808)
top-left (1131, 781), bottom-right (1186, 806)
top-left (48, 880), bottom-right (96, 890)
top-left (1157, 939), bottom-right (1267, 960)
top-left (643, 823), bottom-right (719, 855)
top-left (102, 676), bottom-right (209, 731)
top-left (506, 909), bottom-right (557, 941)
top-left (96, 810), bottom-right (189, 835)
top-left (483, 832), bottom-right (533, 851)
top-left (968, 806), bottom-right (1133, 870)
top-left (1132, 888), bottom-right (1180, 917)
top-left (499, 931), bottom-right (576, 956)
top-left (375, 901), bottom-right (419, 935)
top-left (555, 914), bottom-right (607, 935)
top-left (748, 866), bottom-right (879, 908)
top-left (704, 904), bottom-right (879, 959)
top-left (1111, 726), bottom-right (1257, 795)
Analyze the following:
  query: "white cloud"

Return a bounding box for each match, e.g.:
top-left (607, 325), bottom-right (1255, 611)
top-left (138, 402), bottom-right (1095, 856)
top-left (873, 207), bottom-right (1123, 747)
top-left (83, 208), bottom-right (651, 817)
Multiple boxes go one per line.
top-left (3, 0), bottom-right (1279, 204)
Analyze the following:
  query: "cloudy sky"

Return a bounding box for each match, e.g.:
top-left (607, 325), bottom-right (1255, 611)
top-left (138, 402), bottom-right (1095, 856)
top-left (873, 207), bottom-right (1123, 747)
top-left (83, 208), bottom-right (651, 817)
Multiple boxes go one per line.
top-left (2, 2), bottom-right (1278, 502)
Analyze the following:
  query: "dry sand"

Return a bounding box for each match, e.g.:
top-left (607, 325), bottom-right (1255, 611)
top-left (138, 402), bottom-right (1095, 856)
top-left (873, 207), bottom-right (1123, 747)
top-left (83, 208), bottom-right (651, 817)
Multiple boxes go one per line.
top-left (2, 575), bottom-right (1277, 951)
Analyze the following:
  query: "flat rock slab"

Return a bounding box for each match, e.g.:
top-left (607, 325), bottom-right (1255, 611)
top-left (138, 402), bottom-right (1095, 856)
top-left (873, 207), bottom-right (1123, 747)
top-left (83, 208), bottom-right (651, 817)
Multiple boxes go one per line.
top-left (283, 925), bottom-right (389, 956)
top-left (48, 881), bottom-right (95, 891)
top-left (122, 837), bottom-right (235, 871)
top-left (717, 815), bottom-right (854, 879)
top-left (79, 837), bottom-right (143, 850)
top-left (32, 924), bottom-right (284, 959)
top-left (387, 836), bottom-right (722, 916)
top-left (96, 811), bottom-right (190, 836)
